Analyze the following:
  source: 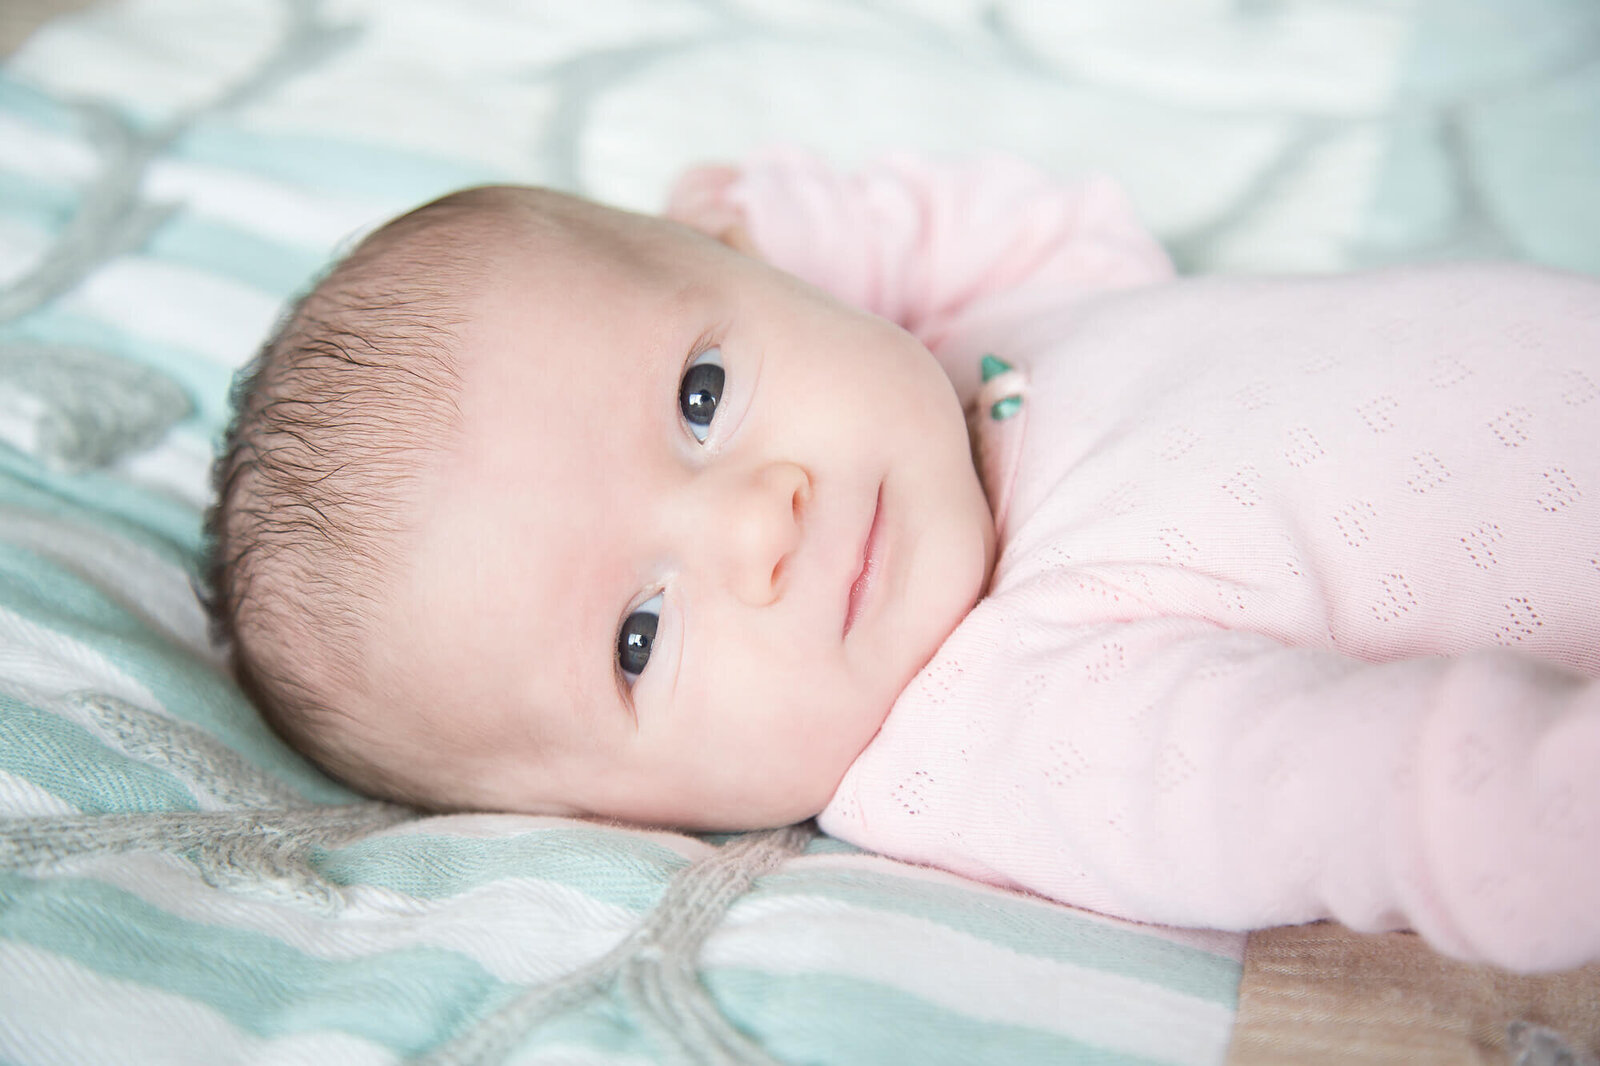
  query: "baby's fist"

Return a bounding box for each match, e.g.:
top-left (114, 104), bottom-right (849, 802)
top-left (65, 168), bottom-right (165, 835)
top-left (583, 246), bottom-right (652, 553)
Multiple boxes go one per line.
top-left (665, 165), bottom-right (758, 256)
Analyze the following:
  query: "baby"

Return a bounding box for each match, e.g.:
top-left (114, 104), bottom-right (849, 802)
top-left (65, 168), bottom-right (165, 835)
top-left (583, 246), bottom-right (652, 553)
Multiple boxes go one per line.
top-left (205, 151), bottom-right (1600, 973)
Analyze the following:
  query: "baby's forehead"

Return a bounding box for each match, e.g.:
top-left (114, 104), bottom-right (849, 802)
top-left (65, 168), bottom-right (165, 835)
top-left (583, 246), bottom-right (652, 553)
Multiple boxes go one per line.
top-left (437, 188), bottom-right (734, 463)
top-left (466, 204), bottom-right (712, 343)
top-left (494, 186), bottom-right (681, 265)
top-left (444, 217), bottom-right (703, 433)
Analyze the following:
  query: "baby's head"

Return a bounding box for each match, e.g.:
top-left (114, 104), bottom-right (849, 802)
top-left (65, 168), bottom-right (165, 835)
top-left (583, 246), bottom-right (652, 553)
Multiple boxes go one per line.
top-left (206, 184), bottom-right (995, 829)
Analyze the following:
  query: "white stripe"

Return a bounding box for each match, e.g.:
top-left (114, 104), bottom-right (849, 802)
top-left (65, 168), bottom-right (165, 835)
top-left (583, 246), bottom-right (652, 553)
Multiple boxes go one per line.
top-left (0, 770), bottom-right (78, 816)
top-left (48, 850), bottom-right (637, 985)
top-left (5, 0), bottom-right (276, 116)
top-left (115, 424), bottom-right (218, 513)
top-left (0, 604), bottom-right (158, 710)
top-left (507, 1046), bottom-right (656, 1066)
top-left (375, 812), bottom-right (719, 863)
top-left (228, 1030), bottom-right (399, 1066)
top-left (145, 158), bottom-right (389, 250)
top-left (0, 506), bottom-right (214, 662)
top-left (705, 897), bottom-right (1235, 1065)
top-left (0, 114), bottom-right (96, 183)
top-left (800, 850), bottom-right (1247, 959)
top-left (62, 255), bottom-right (282, 369)
top-left (0, 941), bottom-right (397, 1066)
top-left (0, 217), bottom-right (52, 286)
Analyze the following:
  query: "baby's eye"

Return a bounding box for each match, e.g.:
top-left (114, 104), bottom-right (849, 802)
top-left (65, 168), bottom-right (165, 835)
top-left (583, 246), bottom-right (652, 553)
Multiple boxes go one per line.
top-left (617, 592), bottom-right (663, 682)
top-left (679, 347), bottom-right (725, 443)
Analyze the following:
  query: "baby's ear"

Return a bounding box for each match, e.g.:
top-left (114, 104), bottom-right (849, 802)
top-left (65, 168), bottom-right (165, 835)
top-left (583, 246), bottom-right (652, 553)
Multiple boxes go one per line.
top-left (664, 165), bottom-right (757, 256)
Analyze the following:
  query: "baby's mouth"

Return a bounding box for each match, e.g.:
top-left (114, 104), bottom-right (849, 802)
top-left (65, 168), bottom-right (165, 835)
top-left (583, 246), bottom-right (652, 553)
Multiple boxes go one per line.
top-left (843, 483), bottom-right (884, 638)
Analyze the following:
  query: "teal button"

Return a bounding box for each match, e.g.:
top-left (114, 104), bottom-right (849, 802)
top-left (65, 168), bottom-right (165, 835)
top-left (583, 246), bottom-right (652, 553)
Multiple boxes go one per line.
top-left (990, 395), bottom-right (1022, 421)
top-left (980, 354), bottom-right (1012, 383)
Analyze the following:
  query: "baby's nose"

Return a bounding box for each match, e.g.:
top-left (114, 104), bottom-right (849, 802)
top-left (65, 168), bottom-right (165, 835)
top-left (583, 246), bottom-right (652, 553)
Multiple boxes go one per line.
top-left (717, 460), bottom-right (810, 606)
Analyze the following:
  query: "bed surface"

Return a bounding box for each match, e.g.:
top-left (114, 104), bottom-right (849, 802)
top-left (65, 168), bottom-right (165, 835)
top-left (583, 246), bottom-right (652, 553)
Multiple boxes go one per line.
top-left (1, 1), bottom-right (1597, 1063)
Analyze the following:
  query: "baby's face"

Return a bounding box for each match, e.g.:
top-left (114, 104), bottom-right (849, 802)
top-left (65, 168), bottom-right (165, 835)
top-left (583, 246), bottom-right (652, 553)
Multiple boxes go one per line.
top-left (380, 193), bottom-right (995, 829)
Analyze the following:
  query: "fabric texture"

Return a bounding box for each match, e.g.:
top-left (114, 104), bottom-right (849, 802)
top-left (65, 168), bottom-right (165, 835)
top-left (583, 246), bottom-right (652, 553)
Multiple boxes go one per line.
top-left (5, 0), bottom-right (1600, 1060)
top-left (2, 7), bottom-right (1276, 1063)
top-left (721, 152), bottom-right (1600, 974)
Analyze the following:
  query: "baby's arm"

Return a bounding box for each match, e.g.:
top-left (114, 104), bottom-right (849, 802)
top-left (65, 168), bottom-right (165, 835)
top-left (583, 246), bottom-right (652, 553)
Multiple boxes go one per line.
top-left (666, 150), bottom-right (1173, 404)
top-left (827, 610), bottom-right (1600, 973)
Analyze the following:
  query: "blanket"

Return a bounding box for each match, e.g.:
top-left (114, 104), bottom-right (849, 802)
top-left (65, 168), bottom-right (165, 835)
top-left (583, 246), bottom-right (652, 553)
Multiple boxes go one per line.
top-left (1, 0), bottom-right (1596, 1062)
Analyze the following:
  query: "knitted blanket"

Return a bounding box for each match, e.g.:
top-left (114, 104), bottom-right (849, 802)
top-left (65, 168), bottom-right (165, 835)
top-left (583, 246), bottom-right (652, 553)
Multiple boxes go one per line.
top-left (2, 0), bottom-right (1595, 1062)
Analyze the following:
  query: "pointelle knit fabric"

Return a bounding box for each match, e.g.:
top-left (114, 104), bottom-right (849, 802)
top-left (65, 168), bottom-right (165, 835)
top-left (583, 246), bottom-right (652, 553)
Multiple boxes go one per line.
top-left (720, 150), bottom-right (1600, 973)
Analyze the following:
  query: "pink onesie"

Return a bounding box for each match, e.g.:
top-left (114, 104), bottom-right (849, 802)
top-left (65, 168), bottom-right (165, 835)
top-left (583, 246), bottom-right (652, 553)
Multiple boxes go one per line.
top-left (716, 151), bottom-right (1600, 973)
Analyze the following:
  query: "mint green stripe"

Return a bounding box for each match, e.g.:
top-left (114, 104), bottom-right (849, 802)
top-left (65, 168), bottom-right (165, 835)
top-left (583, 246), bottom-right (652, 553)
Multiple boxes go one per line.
top-left (0, 448), bottom-right (201, 563)
top-left (0, 75), bottom-right (77, 133)
top-left (145, 213), bottom-right (327, 300)
top-left (0, 540), bottom-right (182, 645)
top-left (751, 868), bottom-right (1239, 1006)
top-left (0, 69), bottom-right (474, 202)
top-left (707, 968), bottom-right (1171, 1066)
top-left (0, 541), bottom-right (356, 806)
top-left (323, 830), bottom-right (1234, 1003)
top-left (1460, 64), bottom-right (1600, 275)
top-left (2, 308), bottom-right (232, 432)
top-left (0, 871), bottom-right (1205, 1064)
top-left (802, 832), bottom-right (864, 855)
top-left (316, 828), bottom-right (689, 912)
top-left (0, 168), bottom-right (76, 229)
top-left (174, 121), bottom-right (505, 203)
top-left (0, 694), bottom-right (198, 812)
top-left (0, 163), bottom-right (325, 300)
top-left (505, 994), bottom-right (656, 1059)
top-left (1364, 0), bottom-right (1600, 275)
top-left (0, 463), bottom-right (196, 571)
top-left (0, 874), bottom-right (504, 1056)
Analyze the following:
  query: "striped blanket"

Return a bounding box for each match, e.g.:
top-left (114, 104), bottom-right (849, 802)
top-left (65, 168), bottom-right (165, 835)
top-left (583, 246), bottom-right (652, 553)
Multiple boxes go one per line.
top-left (2, 0), bottom-right (1595, 1062)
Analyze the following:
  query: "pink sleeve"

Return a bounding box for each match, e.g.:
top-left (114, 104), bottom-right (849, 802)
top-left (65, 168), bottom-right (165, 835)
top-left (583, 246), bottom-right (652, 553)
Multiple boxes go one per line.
top-left (824, 613), bottom-right (1600, 973)
top-left (721, 149), bottom-right (1174, 343)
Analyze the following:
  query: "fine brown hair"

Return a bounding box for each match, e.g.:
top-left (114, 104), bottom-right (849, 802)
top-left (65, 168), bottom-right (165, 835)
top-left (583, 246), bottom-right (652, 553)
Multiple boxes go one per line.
top-left (201, 188), bottom-right (523, 798)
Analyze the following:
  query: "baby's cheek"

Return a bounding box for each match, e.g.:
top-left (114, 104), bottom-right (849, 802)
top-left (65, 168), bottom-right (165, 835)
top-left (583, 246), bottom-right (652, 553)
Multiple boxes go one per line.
top-left (829, 675), bottom-right (898, 764)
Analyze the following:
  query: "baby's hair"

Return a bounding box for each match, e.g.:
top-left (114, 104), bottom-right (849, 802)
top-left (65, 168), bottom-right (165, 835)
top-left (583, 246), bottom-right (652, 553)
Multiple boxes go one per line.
top-left (202, 186), bottom-right (530, 802)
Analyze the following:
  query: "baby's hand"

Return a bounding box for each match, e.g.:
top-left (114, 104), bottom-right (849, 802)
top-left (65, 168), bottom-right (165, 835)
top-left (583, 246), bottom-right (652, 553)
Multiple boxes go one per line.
top-left (665, 165), bottom-right (759, 257)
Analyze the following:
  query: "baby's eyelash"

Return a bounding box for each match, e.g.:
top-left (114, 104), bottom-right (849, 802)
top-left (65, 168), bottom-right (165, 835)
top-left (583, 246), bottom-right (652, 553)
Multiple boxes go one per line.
top-left (617, 591), bottom-right (664, 686)
top-left (686, 328), bottom-right (720, 363)
top-left (680, 348), bottom-right (725, 444)
top-left (615, 329), bottom-right (725, 702)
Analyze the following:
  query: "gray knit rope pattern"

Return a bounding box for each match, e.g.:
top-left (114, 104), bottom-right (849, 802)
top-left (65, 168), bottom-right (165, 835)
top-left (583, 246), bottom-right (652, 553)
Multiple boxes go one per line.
top-left (2, 792), bottom-right (814, 1061)
top-left (68, 692), bottom-right (313, 809)
top-left (0, 0), bottom-right (358, 330)
top-left (0, 804), bottom-right (410, 867)
top-left (0, 802), bottom-right (413, 909)
top-left (419, 823), bottom-right (815, 1066)
top-left (0, 342), bottom-right (192, 472)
